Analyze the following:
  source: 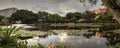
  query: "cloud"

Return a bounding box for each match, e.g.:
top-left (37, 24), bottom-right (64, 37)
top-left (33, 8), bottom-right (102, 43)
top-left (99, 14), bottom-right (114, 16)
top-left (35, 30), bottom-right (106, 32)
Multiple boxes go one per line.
top-left (0, 0), bottom-right (104, 16)
top-left (58, 4), bottom-right (77, 14)
top-left (29, 5), bottom-right (48, 13)
top-left (10, 0), bottom-right (16, 2)
top-left (47, 0), bottom-right (68, 3)
top-left (35, 5), bottom-right (48, 10)
top-left (47, 0), bottom-right (54, 3)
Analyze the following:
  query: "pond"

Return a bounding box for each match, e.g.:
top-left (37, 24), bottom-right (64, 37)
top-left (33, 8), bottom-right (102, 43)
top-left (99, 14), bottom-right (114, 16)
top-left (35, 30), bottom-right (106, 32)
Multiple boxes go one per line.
top-left (26, 33), bottom-right (108, 48)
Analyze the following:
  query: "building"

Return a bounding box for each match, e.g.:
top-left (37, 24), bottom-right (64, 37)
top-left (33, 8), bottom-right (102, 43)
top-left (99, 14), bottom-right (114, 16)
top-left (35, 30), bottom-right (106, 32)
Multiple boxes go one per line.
top-left (0, 7), bottom-right (18, 17)
top-left (89, 8), bottom-right (107, 14)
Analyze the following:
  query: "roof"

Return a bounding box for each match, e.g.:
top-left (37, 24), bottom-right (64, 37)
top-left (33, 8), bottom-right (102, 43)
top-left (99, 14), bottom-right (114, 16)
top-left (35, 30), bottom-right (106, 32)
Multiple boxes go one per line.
top-left (99, 8), bottom-right (107, 13)
top-left (89, 8), bottom-right (107, 14)
top-left (0, 7), bottom-right (18, 12)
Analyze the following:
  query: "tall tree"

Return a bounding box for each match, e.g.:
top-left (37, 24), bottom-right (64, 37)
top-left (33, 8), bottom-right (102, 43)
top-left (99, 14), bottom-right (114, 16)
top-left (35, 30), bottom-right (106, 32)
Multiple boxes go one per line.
top-left (9, 9), bottom-right (38, 24)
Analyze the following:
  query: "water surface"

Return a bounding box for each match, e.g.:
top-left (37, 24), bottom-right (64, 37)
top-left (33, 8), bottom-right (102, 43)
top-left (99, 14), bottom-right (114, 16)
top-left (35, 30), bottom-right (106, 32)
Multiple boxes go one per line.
top-left (27, 33), bottom-right (107, 48)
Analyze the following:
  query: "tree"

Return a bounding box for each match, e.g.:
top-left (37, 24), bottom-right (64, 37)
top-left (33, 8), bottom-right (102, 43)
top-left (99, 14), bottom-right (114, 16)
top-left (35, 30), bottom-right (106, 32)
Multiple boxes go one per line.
top-left (0, 15), bottom-right (4, 22)
top-left (66, 12), bottom-right (82, 21)
top-left (96, 10), bottom-right (117, 23)
top-left (97, 15), bottom-right (114, 23)
top-left (83, 11), bottom-right (96, 19)
top-left (38, 11), bottom-right (49, 19)
top-left (1, 18), bottom-right (9, 25)
top-left (9, 9), bottom-right (38, 24)
top-left (49, 14), bottom-right (63, 21)
top-left (79, 0), bottom-right (120, 23)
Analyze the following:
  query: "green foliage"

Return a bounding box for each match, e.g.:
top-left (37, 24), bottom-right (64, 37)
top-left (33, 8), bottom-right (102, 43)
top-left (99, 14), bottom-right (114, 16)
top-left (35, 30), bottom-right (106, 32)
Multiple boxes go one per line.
top-left (0, 15), bottom-right (4, 22)
top-left (0, 26), bottom-right (22, 48)
top-left (66, 12), bottom-right (82, 21)
top-left (107, 0), bottom-right (120, 9)
top-left (96, 15), bottom-right (116, 23)
top-left (0, 26), bottom-right (46, 48)
top-left (38, 11), bottom-right (49, 18)
top-left (1, 18), bottom-right (9, 26)
top-left (9, 9), bottom-right (38, 24)
top-left (0, 16), bottom-right (9, 26)
top-left (66, 11), bottom-right (96, 23)
top-left (117, 43), bottom-right (120, 48)
top-left (49, 14), bottom-right (63, 21)
top-left (99, 23), bottom-right (120, 31)
top-left (83, 11), bottom-right (96, 19)
top-left (96, 11), bottom-right (116, 23)
top-left (56, 45), bottom-right (68, 48)
top-left (97, 16), bottom-right (114, 23)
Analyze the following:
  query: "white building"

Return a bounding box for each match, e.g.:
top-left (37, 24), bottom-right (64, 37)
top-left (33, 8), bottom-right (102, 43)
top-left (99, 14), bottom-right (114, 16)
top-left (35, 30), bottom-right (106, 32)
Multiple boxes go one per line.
top-left (0, 7), bottom-right (18, 17)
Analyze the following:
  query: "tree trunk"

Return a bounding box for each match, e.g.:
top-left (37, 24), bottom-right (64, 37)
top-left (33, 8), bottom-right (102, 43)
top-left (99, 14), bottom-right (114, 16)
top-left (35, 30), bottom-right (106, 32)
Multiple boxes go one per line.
top-left (109, 8), bottom-right (120, 23)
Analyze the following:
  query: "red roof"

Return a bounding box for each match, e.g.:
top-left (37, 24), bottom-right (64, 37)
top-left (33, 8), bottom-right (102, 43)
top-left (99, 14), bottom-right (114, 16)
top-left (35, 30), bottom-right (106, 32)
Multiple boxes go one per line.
top-left (89, 8), bottom-right (107, 14)
top-left (99, 8), bottom-right (107, 13)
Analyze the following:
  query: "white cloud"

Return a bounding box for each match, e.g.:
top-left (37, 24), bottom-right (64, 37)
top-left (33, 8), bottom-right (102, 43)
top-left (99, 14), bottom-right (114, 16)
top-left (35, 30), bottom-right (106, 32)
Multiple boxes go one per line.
top-left (0, 0), bottom-right (104, 16)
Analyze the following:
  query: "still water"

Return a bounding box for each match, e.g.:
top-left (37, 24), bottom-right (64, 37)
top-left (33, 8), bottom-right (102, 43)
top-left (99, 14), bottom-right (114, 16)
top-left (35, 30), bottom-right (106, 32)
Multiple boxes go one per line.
top-left (27, 33), bottom-right (107, 48)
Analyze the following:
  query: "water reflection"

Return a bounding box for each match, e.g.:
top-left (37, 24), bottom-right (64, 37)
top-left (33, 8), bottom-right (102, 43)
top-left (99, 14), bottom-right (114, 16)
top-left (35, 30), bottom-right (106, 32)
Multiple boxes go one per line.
top-left (104, 32), bottom-right (120, 48)
top-left (27, 33), bottom-right (107, 48)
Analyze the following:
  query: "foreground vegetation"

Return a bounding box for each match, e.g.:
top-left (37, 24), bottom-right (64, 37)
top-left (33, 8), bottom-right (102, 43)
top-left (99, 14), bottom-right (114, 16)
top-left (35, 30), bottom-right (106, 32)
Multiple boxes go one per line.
top-left (0, 26), bottom-right (69, 48)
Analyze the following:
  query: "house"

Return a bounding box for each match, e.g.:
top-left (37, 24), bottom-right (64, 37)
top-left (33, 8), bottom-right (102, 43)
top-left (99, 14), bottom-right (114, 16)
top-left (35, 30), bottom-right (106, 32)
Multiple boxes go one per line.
top-left (89, 8), bottom-right (107, 14)
top-left (0, 7), bottom-right (18, 17)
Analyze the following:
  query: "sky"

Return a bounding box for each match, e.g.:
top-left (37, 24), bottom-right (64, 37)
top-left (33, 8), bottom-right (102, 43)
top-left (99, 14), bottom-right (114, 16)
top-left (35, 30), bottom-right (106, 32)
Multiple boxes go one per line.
top-left (0, 0), bottom-right (105, 16)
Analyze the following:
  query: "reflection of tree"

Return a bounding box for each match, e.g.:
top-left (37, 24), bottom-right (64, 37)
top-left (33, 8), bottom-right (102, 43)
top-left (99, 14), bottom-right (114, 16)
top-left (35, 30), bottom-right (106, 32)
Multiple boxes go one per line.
top-left (83, 32), bottom-right (120, 48)
top-left (105, 32), bottom-right (120, 48)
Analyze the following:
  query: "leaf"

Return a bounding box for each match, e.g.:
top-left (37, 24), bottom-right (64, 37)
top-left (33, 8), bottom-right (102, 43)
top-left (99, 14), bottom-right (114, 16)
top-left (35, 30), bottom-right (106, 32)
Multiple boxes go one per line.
top-left (13, 26), bottom-right (23, 33)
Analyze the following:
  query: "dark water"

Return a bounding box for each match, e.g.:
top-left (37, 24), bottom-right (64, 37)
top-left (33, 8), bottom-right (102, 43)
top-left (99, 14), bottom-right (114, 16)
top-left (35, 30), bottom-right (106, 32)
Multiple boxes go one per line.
top-left (27, 33), bottom-right (107, 48)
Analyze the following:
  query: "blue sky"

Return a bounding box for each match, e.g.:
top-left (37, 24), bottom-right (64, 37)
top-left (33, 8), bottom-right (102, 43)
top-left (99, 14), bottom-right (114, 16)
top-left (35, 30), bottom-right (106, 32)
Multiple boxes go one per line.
top-left (0, 0), bottom-right (105, 16)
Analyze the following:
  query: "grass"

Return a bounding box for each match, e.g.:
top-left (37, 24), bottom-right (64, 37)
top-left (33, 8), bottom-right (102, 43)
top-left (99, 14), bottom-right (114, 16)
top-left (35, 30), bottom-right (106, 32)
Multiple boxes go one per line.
top-left (117, 43), bottom-right (120, 48)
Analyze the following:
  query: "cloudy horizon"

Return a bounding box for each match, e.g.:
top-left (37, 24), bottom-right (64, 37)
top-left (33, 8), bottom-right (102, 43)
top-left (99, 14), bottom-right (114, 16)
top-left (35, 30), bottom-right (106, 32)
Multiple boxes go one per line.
top-left (0, 0), bottom-right (105, 16)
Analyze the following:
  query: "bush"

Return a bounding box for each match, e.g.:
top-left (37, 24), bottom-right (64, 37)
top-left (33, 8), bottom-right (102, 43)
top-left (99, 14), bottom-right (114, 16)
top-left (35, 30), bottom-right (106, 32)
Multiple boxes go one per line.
top-left (0, 26), bottom-right (21, 48)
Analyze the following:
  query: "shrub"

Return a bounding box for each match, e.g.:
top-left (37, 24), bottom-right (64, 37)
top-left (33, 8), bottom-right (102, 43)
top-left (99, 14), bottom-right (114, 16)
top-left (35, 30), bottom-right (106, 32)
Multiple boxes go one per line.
top-left (0, 26), bottom-right (21, 48)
